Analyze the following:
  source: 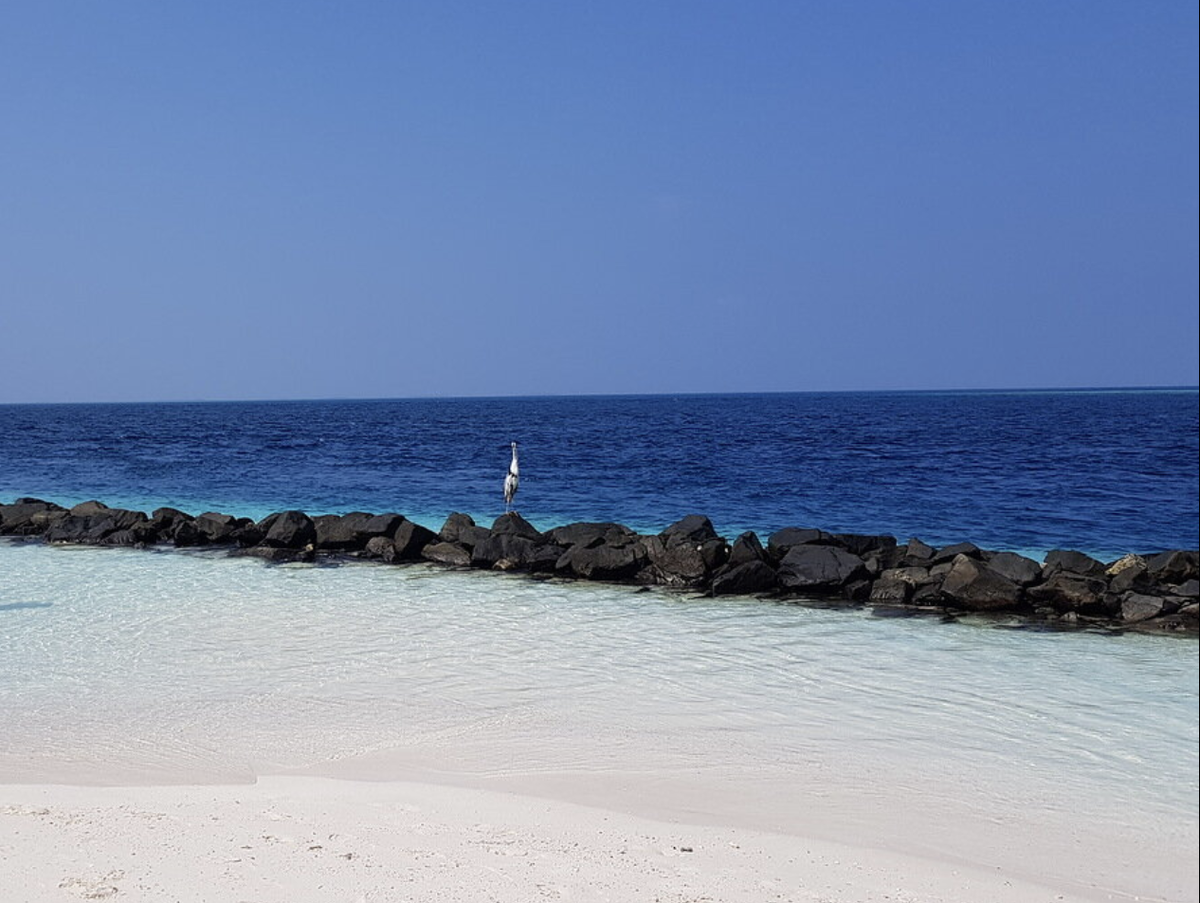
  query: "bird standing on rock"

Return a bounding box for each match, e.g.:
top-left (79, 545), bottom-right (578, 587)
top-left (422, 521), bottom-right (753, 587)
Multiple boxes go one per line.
top-left (504, 441), bottom-right (520, 513)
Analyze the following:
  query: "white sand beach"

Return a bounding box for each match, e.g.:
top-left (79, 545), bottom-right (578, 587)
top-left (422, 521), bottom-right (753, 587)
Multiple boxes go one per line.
top-left (3, 774), bottom-right (1173, 903)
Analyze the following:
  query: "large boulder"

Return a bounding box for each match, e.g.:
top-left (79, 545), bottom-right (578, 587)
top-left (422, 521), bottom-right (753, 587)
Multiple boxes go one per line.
top-left (44, 506), bottom-right (149, 544)
top-left (869, 577), bottom-right (913, 605)
top-left (985, 551), bottom-right (1042, 587)
top-left (258, 511), bottom-right (316, 549)
top-left (471, 533), bottom-right (560, 571)
top-left (767, 527), bottom-right (830, 559)
top-left (556, 543), bottom-right (646, 580)
top-left (1042, 549), bottom-right (1107, 579)
top-left (660, 515), bottom-right (719, 544)
top-left (230, 518), bottom-right (265, 547)
top-left (1120, 593), bottom-right (1166, 624)
top-left (711, 560), bottom-right (778, 596)
top-left (439, 513), bottom-right (490, 549)
top-left (903, 537), bottom-right (935, 563)
top-left (364, 535), bottom-right (399, 563)
top-left (0, 498), bottom-right (67, 535)
top-left (727, 531), bottom-right (768, 566)
top-left (392, 520), bottom-right (437, 559)
top-left (1106, 554), bottom-right (1149, 593)
top-left (830, 533), bottom-right (897, 558)
top-left (776, 545), bottom-right (867, 592)
top-left (1146, 550), bottom-right (1199, 584)
top-left (939, 555), bottom-right (1022, 611)
top-left (192, 512), bottom-right (239, 544)
top-left (313, 512), bottom-right (378, 550)
top-left (931, 542), bottom-right (981, 565)
top-left (638, 534), bottom-right (729, 587)
top-left (878, 566), bottom-right (932, 586)
top-left (147, 507), bottom-right (192, 542)
top-left (1173, 578), bottom-right (1199, 599)
top-left (421, 541), bottom-right (472, 567)
top-left (1028, 572), bottom-right (1112, 615)
top-left (490, 512), bottom-right (543, 541)
top-left (545, 522), bottom-right (637, 549)
top-left (358, 513), bottom-right (405, 542)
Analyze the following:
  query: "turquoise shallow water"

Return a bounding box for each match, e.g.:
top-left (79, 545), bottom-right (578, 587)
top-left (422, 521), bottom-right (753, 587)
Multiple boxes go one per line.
top-left (2, 541), bottom-right (1195, 845)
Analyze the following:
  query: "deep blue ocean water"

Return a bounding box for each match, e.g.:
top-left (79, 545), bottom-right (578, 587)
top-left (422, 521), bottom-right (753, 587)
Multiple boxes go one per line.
top-left (1, 390), bottom-right (1197, 559)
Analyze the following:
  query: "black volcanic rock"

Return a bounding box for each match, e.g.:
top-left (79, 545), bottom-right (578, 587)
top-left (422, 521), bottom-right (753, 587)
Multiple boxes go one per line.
top-left (727, 531), bottom-right (768, 566)
top-left (931, 542), bottom-right (981, 565)
top-left (44, 507), bottom-right (149, 544)
top-left (421, 541), bottom-right (472, 567)
top-left (1042, 549), bottom-right (1107, 580)
top-left (660, 515), bottom-right (719, 544)
top-left (313, 512), bottom-right (377, 550)
top-left (235, 546), bottom-right (315, 563)
top-left (1106, 554), bottom-right (1149, 593)
top-left (393, 520), bottom-right (437, 559)
top-left (939, 555), bottom-right (1022, 611)
top-left (1146, 550), bottom-right (1199, 584)
top-left (546, 522), bottom-right (637, 549)
top-left (1, 498), bottom-right (66, 536)
top-left (711, 560), bottom-right (778, 596)
top-left (147, 507), bottom-right (192, 541)
top-left (830, 533), bottom-right (897, 558)
top-left (556, 543), bottom-right (646, 580)
top-left (777, 545), bottom-right (867, 591)
top-left (474, 533), bottom-right (562, 571)
top-left (1121, 592), bottom-right (1166, 623)
top-left (491, 512), bottom-right (543, 541)
top-left (439, 513), bottom-right (490, 549)
top-left (364, 535), bottom-right (398, 563)
top-left (258, 511), bottom-right (316, 549)
top-left (985, 551), bottom-right (1042, 587)
top-left (638, 534), bottom-right (728, 587)
top-left (869, 577), bottom-right (913, 605)
top-left (359, 513), bottom-right (405, 542)
top-left (903, 537), bottom-right (935, 563)
top-left (193, 512), bottom-right (239, 545)
top-left (1028, 572), bottom-right (1112, 616)
top-left (767, 527), bottom-right (830, 559)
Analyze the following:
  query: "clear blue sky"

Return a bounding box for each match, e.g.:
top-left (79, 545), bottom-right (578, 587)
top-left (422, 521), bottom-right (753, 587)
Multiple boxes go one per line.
top-left (2, 1), bottom-right (1196, 403)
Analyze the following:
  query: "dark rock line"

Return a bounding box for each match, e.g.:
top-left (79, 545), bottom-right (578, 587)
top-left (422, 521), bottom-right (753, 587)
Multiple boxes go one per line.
top-left (2, 498), bottom-right (1197, 635)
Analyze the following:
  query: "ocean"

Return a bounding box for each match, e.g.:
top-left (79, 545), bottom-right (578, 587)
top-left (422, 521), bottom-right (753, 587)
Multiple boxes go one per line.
top-left (1, 390), bottom-right (1197, 896)
top-left (2, 389), bottom-right (1197, 557)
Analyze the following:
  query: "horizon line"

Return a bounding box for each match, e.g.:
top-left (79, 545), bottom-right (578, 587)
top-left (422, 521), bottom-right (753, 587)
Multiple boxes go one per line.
top-left (2, 384), bottom-right (1198, 408)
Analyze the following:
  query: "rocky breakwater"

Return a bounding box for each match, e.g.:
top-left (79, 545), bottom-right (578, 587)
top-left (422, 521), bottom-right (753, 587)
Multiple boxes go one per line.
top-left (3, 497), bottom-right (1197, 634)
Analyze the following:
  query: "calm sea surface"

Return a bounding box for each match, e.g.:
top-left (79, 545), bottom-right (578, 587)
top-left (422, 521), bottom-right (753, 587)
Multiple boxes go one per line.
top-left (1, 391), bottom-right (1197, 897)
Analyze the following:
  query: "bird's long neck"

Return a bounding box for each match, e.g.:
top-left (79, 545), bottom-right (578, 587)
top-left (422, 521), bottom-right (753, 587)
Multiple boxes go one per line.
top-left (509, 446), bottom-right (519, 474)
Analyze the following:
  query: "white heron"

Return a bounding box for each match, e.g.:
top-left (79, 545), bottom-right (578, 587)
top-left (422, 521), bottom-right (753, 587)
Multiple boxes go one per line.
top-left (503, 441), bottom-right (520, 513)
